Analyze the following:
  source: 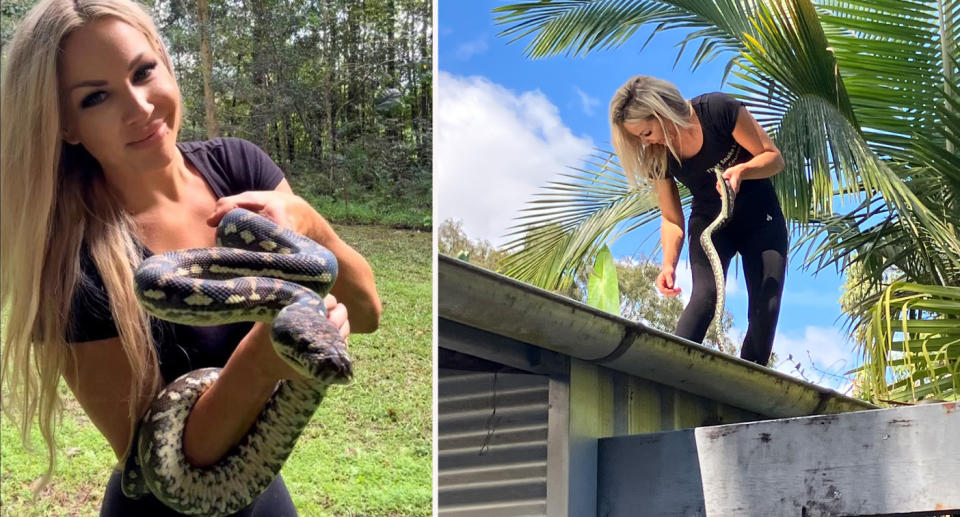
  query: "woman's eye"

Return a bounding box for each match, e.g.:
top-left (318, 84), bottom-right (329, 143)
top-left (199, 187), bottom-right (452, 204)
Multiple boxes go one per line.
top-left (81, 91), bottom-right (107, 108)
top-left (134, 62), bottom-right (157, 82)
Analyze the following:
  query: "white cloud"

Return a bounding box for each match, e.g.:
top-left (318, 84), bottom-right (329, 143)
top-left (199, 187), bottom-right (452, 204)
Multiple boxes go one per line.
top-left (771, 326), bottom-right (855, 393)
top-left (455, 39), bottom-right (488, 60)
top-left (574, 86), bottom-right (600, 116)
top-left (436, 71), bottom-right (594, 246)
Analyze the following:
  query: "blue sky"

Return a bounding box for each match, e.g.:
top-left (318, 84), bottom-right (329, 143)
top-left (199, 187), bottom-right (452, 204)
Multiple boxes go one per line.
top-left (436, 1), bottom-right (858, 392)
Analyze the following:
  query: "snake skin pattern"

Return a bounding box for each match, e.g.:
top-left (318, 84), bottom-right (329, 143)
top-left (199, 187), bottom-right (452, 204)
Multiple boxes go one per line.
top-left (700, 166), bottom-right (735, 338)
top-left (120, 208), bottom-right (352, 516)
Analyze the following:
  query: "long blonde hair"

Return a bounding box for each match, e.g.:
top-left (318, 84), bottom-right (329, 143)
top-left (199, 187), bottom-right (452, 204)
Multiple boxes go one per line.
top-left (0, 0), bottom-right (174, 486)
top-left (609, 75), bottom-right (693, 186)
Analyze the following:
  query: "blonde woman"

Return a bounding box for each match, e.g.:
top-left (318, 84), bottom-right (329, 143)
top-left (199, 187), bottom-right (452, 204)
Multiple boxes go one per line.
top-left (610, 75), bottom-right (787, 366)
top-left (0, 0), bottom-right (381, 514)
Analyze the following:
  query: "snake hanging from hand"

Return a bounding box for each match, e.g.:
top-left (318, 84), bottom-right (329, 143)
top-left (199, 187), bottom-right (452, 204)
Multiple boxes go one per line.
top-left (700, 165), bottom-right (735, 340)
top-left (120, 208), bottom-right (352, 516)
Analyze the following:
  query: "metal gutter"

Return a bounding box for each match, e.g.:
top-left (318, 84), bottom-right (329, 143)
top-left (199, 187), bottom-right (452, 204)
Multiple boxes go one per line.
top-left (438, 254), bottom-right (876, 418)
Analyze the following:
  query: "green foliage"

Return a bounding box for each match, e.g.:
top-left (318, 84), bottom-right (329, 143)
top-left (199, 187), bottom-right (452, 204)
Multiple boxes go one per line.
top-left (615, 258), bottom-right (735, 353)
top-left (300, 188), bottom-right (431, 231)
top-left (3, 0), bottom-right (432, 216)
top-left (854, 283), bottom-right (960, 403)
top-left (0, 225), bottom-right (432, 516)
top-left (0, 0), bottom-right (32, 50)
top-left (493, 0), bottom-right (960, 401)
top-left (437, 219), bottom-right (509, 272)
top-left (587, 245), bottom-right (621, 314)
top-left (499, 150), bottom-right (672, 291)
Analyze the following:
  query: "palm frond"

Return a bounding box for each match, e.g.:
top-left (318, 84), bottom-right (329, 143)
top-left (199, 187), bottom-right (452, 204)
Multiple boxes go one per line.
top-left (817, 0), bottom-right (955, 158)
top-left (498, 150), bottom-right (682, 291)
top-left (493, 0), bottom-right (756, 70)
top-left (854, 282), bottom-right (960, 402)
top-left (731, 2), bottom-right (960, 273)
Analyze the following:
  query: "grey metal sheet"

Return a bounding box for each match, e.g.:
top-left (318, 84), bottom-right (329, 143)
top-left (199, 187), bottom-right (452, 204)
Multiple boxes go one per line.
top-left (439, 368), bottom-right (550, 517)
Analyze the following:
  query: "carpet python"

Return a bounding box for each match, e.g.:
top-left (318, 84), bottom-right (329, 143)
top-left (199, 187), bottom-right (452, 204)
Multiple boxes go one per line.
top-left (700, 165), bottom-right (735, 339)
top-left (120, 208), bottom-right (352, 516)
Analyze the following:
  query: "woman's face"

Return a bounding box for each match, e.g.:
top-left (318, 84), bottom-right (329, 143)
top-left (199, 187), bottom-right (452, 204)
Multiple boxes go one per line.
top-left (622, 117), bottom-right (669, 147)
top-left (58, 17), bottom-right (180, 177)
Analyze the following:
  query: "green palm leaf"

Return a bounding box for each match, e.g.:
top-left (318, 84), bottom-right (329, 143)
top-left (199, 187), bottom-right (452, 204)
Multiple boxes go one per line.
top-left (855, 282), bottom-right (960, 402)
top-left (493, 0), bottom-right (769, 73)
top-left (499, 150), bottom-right (685, 291)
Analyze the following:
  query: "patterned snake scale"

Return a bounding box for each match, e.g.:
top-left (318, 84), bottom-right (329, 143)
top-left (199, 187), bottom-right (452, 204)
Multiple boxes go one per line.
top-left (120, 208), bottom-right (352, 516)
top-left (700, 165), bottom-right (736, 338)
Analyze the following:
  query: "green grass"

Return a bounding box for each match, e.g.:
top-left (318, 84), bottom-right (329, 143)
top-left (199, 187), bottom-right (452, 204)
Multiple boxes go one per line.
top-left (302, 193), bottom-right (432, 231)
top-left (0, 224), bottom-right (433, 516)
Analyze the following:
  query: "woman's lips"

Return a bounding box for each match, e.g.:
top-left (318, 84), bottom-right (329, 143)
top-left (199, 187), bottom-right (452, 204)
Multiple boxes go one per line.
top-left (127, 121), bottom-right (167, 149)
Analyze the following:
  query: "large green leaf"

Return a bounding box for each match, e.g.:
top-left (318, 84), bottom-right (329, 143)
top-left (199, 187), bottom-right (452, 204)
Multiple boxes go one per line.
top-left (587, 245), bottom-right (621, 314)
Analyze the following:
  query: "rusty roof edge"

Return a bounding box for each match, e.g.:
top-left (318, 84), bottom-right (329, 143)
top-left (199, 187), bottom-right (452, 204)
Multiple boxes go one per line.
top-left (438, 255), bottom-right (876, 418)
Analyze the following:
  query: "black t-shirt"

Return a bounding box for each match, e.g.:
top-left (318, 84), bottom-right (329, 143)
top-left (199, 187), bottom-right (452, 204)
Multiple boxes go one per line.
top-left (66, 138), bottom-right (285, 384)
top-left (666, 92), bottom-right (780, 219)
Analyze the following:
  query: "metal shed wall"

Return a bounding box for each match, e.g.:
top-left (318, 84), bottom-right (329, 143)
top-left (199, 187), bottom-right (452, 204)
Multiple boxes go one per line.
top-left (569, 359), bottom-right (765, 436)
top-left (438, 368), bottom-right (550, 517)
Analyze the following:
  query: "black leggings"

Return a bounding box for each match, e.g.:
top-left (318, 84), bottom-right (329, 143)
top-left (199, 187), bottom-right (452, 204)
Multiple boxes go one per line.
top-left (100, 469), bottom-right (298, 516)
top-left (675, 208), bottom-right (788, 365)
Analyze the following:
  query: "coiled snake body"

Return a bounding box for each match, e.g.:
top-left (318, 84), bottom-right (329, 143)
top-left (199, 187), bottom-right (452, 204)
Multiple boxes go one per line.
top-left (121, 208), bottom-right (352, 516)
top-left (700, 166), bottom-right (735, 337)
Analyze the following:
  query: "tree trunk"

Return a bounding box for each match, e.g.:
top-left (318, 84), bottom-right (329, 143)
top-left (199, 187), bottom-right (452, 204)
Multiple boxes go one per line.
top-left (197, 0), bottom-right (219, 138)
top-left (250, 0), bottom-right (269, 148)
top-left (287, 112), bottom-right (296, 163)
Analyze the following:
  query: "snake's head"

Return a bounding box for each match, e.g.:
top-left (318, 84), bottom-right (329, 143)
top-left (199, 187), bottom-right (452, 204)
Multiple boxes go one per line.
top-left (271, 303), bottom-right (353, 385)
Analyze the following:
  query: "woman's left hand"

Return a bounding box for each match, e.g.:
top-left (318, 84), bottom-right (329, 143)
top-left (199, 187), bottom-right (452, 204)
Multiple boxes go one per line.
top-left (717, 165), bottom-right (744, 195)
top-left (207, 190), bottom-right (314, 236)
top-left (325, 294), bottom-right (350, 340)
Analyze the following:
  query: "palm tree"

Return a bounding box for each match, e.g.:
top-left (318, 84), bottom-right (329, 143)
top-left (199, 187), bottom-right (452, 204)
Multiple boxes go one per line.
top-left (492, 0), bottom-right (960, 403)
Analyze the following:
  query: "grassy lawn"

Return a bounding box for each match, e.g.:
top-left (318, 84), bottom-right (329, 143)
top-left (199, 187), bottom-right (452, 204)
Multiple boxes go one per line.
top-left (0, 224), bottom-right (433, 516)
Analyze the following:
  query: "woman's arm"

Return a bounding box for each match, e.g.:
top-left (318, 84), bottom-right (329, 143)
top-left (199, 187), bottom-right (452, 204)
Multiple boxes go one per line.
top-left (183, 295), bottom-right (348, 466)
top-left (654, 178), bottom-right (685, 297)
top-left (63, 338), bottom-right (158, 459)
top-left (722, 106), bottom-right (786, 192)
top-left (64, 296), bottom-right (350, 467)
top-left (207, 182), bottom-right (382, 334)
top-left (273, 180), bottom-right (380, 334)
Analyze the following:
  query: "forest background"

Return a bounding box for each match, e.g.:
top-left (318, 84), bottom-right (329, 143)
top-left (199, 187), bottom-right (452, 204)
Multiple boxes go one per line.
top-left (2, 0), bottom-right (433, 230)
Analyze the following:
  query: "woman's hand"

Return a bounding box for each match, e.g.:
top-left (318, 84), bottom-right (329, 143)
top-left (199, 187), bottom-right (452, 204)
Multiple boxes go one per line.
top-left (209, 180), bottom-right (381, 333)
top-left (248, 294), bottom-right (350, 383)
top-left (325, 294), bottom-right (350, 339)
top-left (716, 164), bottom-right (744, 195)
top-left (655, 266), bottom-right (682, 297)
top-left (207, 190), bottom-right (314, 237)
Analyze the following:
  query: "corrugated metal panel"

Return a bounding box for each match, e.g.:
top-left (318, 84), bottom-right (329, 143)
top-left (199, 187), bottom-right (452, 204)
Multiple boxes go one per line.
top-left (438, 368), bottom-right (550, 517)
